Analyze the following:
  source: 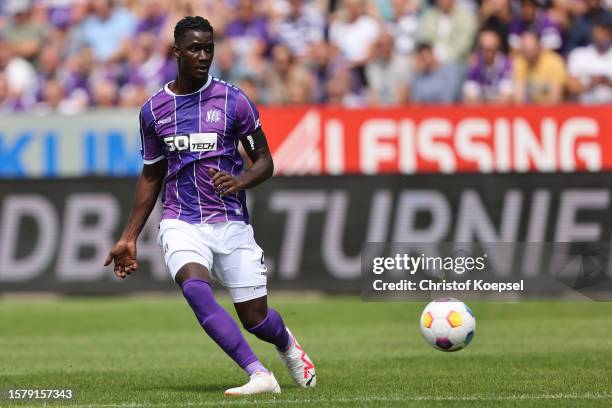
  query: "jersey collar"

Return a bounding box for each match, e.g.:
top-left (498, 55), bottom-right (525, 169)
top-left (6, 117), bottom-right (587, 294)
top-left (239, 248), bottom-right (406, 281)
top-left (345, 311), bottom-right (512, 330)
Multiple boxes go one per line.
top-left (163, 75), bottom-right (212, 96)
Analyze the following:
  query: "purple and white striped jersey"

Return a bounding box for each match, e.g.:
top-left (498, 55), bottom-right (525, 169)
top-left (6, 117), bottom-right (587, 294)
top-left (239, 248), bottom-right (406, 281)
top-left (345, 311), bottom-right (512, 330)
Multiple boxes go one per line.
top-left (139, 75), bottom-right (260, 225)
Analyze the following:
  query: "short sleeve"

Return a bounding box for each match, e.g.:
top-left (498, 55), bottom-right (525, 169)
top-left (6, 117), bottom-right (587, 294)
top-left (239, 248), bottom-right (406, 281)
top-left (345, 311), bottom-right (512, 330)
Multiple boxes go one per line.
top-left (234, 92), bottom-right (261, 136)
top-left (139, 108), bottom-right (164, 164)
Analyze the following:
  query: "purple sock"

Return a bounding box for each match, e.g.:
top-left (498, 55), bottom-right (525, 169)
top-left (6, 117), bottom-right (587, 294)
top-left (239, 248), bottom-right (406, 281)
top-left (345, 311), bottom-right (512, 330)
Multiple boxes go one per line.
top-left (181, 279), bottom-right (267, 374)
top-left (245, 360), bottom-right (269, 376)
top-left (247, 308), bottom-right (292, 352)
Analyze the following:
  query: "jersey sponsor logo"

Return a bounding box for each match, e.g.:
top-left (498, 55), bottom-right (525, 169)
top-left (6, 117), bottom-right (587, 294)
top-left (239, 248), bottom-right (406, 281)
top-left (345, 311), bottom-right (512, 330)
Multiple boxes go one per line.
top-left (163, 133), bottom-right (217, 152)
top-left (206, 109), bottom-right (221, 123)
top-left (157, 117), bottom-right (172, 125)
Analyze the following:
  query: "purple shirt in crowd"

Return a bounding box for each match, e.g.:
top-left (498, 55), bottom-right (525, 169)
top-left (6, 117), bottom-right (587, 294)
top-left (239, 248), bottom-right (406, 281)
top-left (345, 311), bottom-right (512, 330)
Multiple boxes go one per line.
top-left (224, 17), bottom-right (272, 56)
top-left (136, 14), bottom-right (167, 36)
top-left (139, 75), bottom-right (260, 224)
top-left (465, 54), bottom-right (513, 101)
top-left (509, 13), bottom-right (563, 51)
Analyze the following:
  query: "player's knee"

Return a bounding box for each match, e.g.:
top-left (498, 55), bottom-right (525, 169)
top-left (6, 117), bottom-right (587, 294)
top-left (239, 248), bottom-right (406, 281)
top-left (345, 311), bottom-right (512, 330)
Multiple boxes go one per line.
top-left (175, 262), bottom-right (211, 286)
top-left (238, 305), bottom-right (268, 329)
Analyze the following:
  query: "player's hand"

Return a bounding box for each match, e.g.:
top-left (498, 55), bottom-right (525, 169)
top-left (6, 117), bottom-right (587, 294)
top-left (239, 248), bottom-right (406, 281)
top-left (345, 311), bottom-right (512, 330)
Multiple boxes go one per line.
top-left (104, 240), bottom-right (138, 279)
top-left (209, 168), bottom-right (242, 195)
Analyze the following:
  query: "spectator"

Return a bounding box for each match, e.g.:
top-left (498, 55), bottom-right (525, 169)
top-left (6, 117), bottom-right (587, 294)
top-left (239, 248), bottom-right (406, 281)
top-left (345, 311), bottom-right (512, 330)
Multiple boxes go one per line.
top-left (35, 45), bottom-right (63, 95)
top-left (135, 0), bottom-right (167, 37)
top-left (121, 33), bottom-right (168, 93)
top-left (119, 82), bottom-right (149, 108)
top-left (407, 42), bottom-right (464, 103)
top-left (0, 0), bottom-right (608, 111)
top-left (273, 0), bottom-right (325, 58)
top-left (329, 0), bottom-right (381, 88)
top-left (374, 0), bottom-right (396, 20)
top-left (307, 40), bottom-right (350, 103)
top-left (62, 48), bottom-right (95, 109)
top-left (224, 0), bottom-right (272, 60)
top-left (210, 41), bottom-right (248, 86)
top-left (1, 0), bottom-right (49, 61)
top-left (45, 0), bottom-right (74, 31)
top-left (385, 0), bottom-right (420, 57)
top-left (463, 29), bottom-right (513, 103)
top-left (418, 0), bottom-right (477, 63)
top-left (237, 76), bottom-right (264, 104)
top-left (366, 31), bottom-right (412, 105)
top-left (567, 17), bottom-right (612, 103)
top-left (325, 65), bottom-right (369, 106)
top-left (0, 38), bottom-right (37, 108)
top-left (566, 0), bottom-right (612, 52)
top-left (508, 0), bottom-right (564, 52)
top-left (286, 64), bottom-right (316, 105)
top-left (34, 78), bottom-right (65, 113)
top-left (0, 73), bottom-right (24, 112)
top-left (480, 0), bottom-right (513, 53)
top-left (70, 0), bottom-right (136, 62)
top-left (90, 78), bottom-right (118, 107)
top-left (265, 44), bottom-right (296, 104)
top-left (513, 31), bottom-right (566, 103)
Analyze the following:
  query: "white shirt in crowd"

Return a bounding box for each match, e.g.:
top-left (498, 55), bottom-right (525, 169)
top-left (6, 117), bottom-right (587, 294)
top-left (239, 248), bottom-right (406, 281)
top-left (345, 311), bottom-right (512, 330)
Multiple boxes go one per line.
top-left (329, 15), bottom-right (381, 64)
top-left (568, 44), bottom-right (612, 104)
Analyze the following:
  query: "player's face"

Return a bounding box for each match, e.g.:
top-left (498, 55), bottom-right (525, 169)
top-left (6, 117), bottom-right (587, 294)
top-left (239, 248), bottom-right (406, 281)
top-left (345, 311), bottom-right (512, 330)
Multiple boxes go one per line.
top-left (174, 30), bottom-right (214, 80)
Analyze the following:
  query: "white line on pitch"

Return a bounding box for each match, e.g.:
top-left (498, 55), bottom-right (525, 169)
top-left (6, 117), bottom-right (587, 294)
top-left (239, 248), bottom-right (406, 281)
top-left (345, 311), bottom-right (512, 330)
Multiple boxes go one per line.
top-left (22, 392), bottom-right (612, 408)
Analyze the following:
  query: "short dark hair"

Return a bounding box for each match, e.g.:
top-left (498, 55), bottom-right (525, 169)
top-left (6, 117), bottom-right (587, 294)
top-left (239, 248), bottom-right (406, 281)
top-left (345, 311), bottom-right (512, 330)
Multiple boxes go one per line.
top-left (174, 16), bottom-right (214, 44)
top-left (593, 14), bottom-right (612, 31)
top-left (415, 42), bottom-right (432, 53)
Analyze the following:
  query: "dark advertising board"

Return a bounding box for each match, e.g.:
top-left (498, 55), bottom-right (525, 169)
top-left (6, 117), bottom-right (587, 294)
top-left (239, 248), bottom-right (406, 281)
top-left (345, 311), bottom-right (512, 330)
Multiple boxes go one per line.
top-left (1, 173), bottom-right (611, 295)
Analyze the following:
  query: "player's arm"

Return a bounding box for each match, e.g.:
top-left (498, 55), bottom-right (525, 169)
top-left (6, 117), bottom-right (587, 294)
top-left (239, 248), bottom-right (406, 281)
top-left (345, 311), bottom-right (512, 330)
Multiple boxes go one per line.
top-left (104, 160), bottom-right (166, 279)
top-left (209, 127), bottom-right (274, 195)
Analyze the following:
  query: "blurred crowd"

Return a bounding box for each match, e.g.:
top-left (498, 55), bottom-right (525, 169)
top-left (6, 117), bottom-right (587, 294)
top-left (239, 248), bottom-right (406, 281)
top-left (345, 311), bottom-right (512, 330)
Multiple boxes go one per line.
top-left (0, 0), bottom-right (611, 113)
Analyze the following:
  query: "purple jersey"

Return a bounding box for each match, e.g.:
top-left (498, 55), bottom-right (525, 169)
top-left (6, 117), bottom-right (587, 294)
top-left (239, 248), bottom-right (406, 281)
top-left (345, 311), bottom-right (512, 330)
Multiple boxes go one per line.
top-left (139, 76), bottom-right (260, 225)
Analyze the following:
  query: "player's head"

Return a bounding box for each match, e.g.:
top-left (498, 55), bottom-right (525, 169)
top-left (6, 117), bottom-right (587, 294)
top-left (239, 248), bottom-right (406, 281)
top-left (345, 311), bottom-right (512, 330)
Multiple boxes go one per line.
top-left (173, 16), bottom-right (215, 81)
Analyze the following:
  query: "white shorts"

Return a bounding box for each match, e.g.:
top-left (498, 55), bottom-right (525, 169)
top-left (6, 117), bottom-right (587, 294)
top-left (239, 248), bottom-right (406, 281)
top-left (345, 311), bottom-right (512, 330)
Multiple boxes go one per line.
top-left (158, 219), bottom-right (267, 303)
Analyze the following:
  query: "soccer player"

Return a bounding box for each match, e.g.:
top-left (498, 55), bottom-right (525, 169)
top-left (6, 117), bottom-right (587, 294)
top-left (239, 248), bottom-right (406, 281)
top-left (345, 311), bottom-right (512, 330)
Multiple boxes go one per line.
top-left (104, 16), bottom-right (316, 395)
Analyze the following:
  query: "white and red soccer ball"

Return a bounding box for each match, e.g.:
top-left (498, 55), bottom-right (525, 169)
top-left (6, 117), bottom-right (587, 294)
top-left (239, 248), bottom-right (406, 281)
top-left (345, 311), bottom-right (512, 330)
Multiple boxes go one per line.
top-left (420, 298), bottom-right (476, 352)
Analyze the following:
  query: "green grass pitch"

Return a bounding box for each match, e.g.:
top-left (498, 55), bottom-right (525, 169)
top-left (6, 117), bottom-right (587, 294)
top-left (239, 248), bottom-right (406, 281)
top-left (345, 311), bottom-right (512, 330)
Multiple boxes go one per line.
top-left (1, 295), bottom-right (612, 407)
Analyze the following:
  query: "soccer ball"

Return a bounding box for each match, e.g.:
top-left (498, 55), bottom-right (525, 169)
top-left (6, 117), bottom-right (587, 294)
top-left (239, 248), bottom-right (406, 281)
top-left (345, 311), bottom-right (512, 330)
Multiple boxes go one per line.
top-left (420, 297), bottom-right (475, 352)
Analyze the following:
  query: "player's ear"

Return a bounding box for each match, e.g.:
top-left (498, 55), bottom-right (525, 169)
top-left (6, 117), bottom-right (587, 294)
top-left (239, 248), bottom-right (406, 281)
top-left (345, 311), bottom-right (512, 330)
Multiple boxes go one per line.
top-left (172, 44), bottom-right (180, 61)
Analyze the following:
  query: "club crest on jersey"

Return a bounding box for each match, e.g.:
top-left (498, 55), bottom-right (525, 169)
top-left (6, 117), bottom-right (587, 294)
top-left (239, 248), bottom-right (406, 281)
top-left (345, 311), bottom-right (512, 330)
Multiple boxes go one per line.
top-left (206, 109), bottom-right (221, 123)
top-left (163, 133), bottom-right (217, 152)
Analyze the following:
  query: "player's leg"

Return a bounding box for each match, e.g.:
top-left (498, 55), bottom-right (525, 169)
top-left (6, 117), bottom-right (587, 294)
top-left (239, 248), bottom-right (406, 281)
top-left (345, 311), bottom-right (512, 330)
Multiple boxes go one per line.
top-left (211, 220), bottom-right (316, 388)
top-left (158, 219), bottom-right (279, 395)
top-left (234, 295), bottom-right (290, 351)
top-left (175, 263), bottom-right (266, 374)
top-left (232, 293), bottom-right (317, 388)
top-left (175, 264), bottom-right (280, 395)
